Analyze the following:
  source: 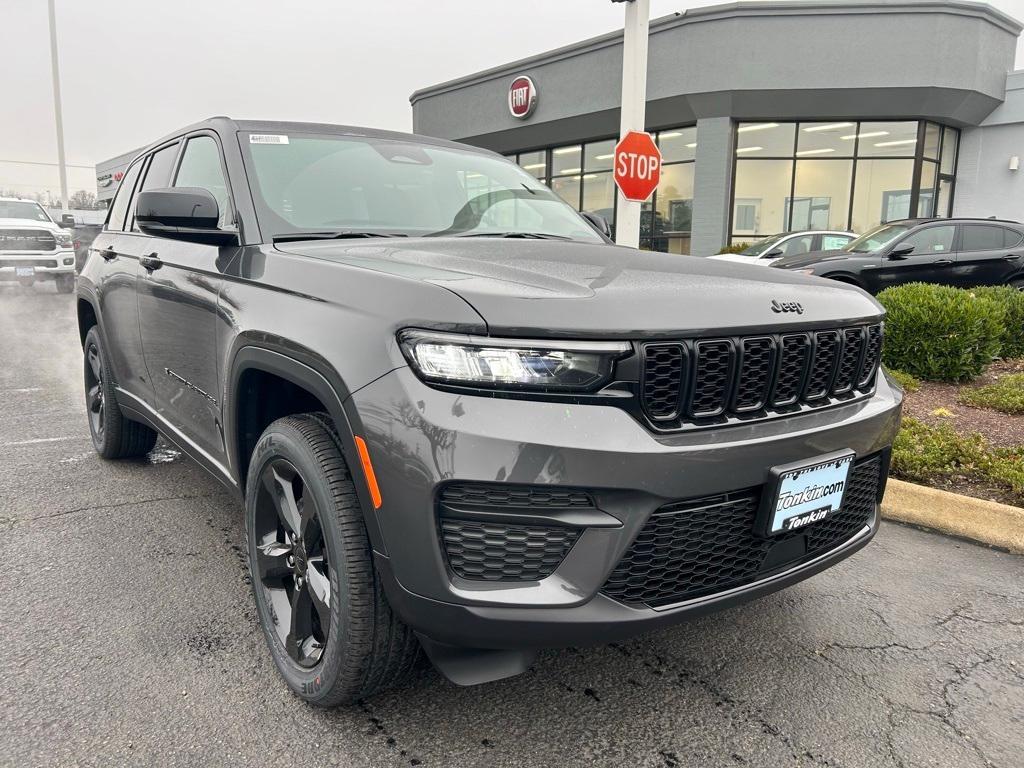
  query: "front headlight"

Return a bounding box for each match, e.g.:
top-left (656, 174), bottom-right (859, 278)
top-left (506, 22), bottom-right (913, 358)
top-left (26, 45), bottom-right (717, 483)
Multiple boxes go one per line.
top-left (399, 330), bottom-right (630, 391)
top-left (55, 231), bottom-right (74, 248)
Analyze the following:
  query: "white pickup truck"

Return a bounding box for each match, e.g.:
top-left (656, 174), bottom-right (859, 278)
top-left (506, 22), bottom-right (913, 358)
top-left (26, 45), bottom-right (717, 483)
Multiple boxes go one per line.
top-left (0, 197), bottom-right (77, 293)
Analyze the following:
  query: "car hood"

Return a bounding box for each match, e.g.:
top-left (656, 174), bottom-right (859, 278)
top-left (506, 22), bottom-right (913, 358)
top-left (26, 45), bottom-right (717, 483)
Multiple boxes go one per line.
top-left (0, 218), bottom-right (61, 232)
top-left (278, 238), bottom-right (884, 337)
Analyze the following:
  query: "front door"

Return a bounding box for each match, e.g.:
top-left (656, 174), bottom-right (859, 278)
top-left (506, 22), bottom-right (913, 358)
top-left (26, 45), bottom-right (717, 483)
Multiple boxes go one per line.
top-left (871, 224), bottom-right (957, 292)
top-left (137, 134), bottom-right (238, 466)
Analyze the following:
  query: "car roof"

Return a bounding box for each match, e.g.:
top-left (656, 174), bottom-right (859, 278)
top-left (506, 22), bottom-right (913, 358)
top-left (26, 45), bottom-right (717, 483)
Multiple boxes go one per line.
top-left (134, 116), bottom-right (502, 162)
top-left (888, 217), bottom-right (1022, 226)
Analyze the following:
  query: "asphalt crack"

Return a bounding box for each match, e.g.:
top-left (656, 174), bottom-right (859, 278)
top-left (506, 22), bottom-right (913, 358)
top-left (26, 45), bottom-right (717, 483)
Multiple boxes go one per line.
top-left (19, 494), bottom-right (217, 522)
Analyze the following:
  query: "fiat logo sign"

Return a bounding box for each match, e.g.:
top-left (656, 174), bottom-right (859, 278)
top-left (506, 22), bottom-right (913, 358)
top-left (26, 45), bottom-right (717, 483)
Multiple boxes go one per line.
top-left (508, 75), bottom-right (537, 120)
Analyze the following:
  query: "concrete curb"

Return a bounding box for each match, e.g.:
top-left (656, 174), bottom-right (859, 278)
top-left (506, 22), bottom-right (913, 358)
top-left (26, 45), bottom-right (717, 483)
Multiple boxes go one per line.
top-left (881, 478), bottom-right (1024, 554)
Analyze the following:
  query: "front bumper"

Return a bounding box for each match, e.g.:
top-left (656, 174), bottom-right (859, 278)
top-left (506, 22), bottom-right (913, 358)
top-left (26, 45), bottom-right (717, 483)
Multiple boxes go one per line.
top-left (351, 367), bottom-right (902, 649)
top-left (0, 251), bottom-right (75, 279)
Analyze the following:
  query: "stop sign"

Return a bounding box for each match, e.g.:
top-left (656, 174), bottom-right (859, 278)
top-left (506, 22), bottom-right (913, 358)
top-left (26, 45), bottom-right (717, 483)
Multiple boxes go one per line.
top-left (614, 131), bottom-right (662, 202)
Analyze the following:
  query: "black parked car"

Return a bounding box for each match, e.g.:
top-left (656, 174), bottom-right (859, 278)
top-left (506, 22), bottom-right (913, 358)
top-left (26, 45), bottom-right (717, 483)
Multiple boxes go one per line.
top-left (772, 218), bottom-right (1024, 293)
top-left (77, 117), bottom-right (901, 704)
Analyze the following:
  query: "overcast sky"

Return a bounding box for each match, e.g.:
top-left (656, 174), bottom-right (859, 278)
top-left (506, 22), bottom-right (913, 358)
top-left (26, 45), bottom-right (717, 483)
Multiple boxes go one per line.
top-left (3, 0), bottom-right (1023, 199)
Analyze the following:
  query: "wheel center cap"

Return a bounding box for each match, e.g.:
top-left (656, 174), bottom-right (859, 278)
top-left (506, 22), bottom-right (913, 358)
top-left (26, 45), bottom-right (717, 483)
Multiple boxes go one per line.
top-left (293, 543), bottom-right (308, 575)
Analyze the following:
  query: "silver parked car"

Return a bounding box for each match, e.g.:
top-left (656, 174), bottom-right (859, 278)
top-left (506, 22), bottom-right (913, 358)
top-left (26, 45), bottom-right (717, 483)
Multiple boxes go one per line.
top-left (712, 230), bottom-right (855, 266)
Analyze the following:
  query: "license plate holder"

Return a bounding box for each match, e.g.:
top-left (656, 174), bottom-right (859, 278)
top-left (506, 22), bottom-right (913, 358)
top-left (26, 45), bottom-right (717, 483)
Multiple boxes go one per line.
top-left (758, 450), bottom-right (855, 537)
top-left (15, 267), bottom-right (35, 277)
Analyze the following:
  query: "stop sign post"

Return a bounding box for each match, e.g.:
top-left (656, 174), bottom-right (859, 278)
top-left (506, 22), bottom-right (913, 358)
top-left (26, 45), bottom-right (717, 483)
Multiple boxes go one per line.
top-left (614, 131), bottom-right (661, 203)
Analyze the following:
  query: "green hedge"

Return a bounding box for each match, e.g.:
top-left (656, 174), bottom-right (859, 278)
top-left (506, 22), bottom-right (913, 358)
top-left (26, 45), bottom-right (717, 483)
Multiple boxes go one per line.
top-left (878, 283), bottom-right (1006, 382)
top-left (969, 286), bottom-right (1024, 359)
top-left (717, 242), bottom-right (752, 255)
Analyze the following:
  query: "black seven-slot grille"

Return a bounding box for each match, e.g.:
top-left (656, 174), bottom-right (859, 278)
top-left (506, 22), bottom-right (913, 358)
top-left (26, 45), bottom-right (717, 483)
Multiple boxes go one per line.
top-left (438, 483), bottom-right (592, 581)
top-left (601, 455), bottom-right (882, 608)
top-left (640, 324), bottom-right (882, 427)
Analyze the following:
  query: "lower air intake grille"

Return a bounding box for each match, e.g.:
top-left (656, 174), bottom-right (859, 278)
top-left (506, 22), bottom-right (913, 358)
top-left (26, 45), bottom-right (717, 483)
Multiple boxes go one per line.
top-left (439, 483), bottom-right (593, 508)
top-left (600, 455), bottom-right (882, 608)
top-left (440, 519), bottom-right (581, 581)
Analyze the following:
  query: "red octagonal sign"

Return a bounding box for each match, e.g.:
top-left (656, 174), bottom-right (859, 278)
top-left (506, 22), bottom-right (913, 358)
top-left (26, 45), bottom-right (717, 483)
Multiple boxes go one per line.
top-left (614, 131), bottom-right (662, 202)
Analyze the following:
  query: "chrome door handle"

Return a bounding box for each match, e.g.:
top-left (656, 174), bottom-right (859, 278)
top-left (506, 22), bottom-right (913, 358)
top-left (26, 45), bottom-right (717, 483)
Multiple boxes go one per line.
top-left (933, 259), bottom-right (953, 266)
top-left (1003, 254), bottom-right (1021, 261)
top-left (139, 253), bottom-right (163, 271)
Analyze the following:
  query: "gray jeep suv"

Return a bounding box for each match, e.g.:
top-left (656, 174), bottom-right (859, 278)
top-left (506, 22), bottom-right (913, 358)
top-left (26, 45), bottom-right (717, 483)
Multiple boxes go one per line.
top-left (76, 118), bottom-right (902, 705)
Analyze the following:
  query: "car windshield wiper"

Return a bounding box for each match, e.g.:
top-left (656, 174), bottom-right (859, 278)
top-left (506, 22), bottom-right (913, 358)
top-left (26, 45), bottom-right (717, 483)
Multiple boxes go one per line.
top-left (273, 231), bottom-right (407, 243)
top-left (450, 231), bottom-right (572, 241)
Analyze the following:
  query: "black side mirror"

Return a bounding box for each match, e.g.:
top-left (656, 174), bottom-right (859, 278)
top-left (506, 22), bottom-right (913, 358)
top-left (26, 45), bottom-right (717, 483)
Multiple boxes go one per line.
top-left (60, 214), bottom-right (76, 229)
top-left (581, 211), bottom-right (611, 238)
top-left (135, 187), bottom-right (238, 247)
top-left (763, 248), bottom-right (783, 259)
top-left (888, 243), bottom-right (915, 260)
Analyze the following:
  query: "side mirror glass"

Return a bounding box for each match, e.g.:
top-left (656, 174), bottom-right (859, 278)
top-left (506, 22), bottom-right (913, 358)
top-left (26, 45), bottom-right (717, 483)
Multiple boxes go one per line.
top-left (581, 211), bottom-right (611, 238)
top-left (889, 243), bottom-right (915, 259)
top-left (135, 187), bottom-right (238, 247)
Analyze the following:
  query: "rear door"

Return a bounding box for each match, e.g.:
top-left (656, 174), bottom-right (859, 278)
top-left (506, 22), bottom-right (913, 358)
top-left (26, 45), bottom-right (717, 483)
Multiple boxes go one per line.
top-left (953, 224), bottom-right (1024, 287)
top-left (90, 157), bottom-right (149, 402)
top-left (873, 224), bottom-right (957, 290)
top-left (137, 133), bottom-right (238, 466)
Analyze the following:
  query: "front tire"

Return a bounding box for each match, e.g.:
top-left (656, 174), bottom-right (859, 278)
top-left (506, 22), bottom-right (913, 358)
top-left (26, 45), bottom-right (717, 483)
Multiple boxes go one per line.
top-left (245, 414), bottom-right (420, 706)
top-left (83, 326), bottom-right (158, 459)
top-left (1010, 277), bottom-right (1024, 292)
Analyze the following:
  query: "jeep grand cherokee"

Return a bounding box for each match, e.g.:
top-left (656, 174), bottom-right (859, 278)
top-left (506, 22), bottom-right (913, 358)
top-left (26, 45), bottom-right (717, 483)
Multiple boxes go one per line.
top-left (76, 117), bottom-right (902, 705)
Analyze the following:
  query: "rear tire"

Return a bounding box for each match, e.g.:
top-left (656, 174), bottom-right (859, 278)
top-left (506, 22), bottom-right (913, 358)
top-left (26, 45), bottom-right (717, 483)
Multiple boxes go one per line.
top-left (245, 414), bottom-right (420, 706)
top-left (1010, 277), bottom-right (1024, 292)
top-left (83, 327), bottom-right (158, 459)
top-left (56, 274), bottom-right (75, 294)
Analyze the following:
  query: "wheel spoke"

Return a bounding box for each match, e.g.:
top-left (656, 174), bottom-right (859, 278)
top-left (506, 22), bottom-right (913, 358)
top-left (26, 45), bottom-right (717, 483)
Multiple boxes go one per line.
top-left (306, 558), bottom-right (331, 629)
top-left (87, 384), bottom-right (101, 413)
top-left (87, 346), bottom-right (102, 381)
top-left (264, 464), bottom-right (302, 536)
top-left (285, 586), bottom-right (315, 664)
top-left (255, 539), bottom-right (292, 587)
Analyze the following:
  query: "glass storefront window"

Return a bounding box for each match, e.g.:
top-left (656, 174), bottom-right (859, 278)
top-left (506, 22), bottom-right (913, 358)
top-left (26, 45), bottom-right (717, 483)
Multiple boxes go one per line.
top-left (517, 150), bottom-right (547, 179)
top-left (551, 145), bottom-right (582, 176)
top-left (584, 140), bottom-right (615, 173)
top-left (654, 162), bottom-right (695, 254)
top-left (551, 174), bottom-right (581, 210)
top-left (940, 127), bottom-right (958, 175)
top-left (581, 172), bottom-right (615, 218)
top-left (791, 159), bottom-right (853, 230)
top-left (797, 122), bottom-right (857, 156)
top-left (923, 123), bottom-right (941, 160)
top-left (733, 160), bottom-right (793, 237)
top-left (849, 158), bottom-right (915, 232)
top-left (917, 161), bottom-right (938, 217)
top-left (855, 122), bottom-right (919, 157)
top-left (658, 126), bottom-right (697, 163)
top-left (736, 122), bottom-right (794, 156)
top-left (936, 178), bottom-right (953, 218)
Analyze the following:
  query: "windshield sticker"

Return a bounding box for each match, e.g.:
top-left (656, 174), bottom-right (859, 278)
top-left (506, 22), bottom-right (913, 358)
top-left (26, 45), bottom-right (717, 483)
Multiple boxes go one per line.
top-left (249, 134), bottom-right (289, 145)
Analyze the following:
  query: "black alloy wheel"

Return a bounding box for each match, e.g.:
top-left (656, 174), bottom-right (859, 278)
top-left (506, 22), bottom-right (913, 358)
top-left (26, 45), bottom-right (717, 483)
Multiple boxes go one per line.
top-left (253, 458), bottom-right (332, 667)
top-left (85, 338), bottom-right (105, 442)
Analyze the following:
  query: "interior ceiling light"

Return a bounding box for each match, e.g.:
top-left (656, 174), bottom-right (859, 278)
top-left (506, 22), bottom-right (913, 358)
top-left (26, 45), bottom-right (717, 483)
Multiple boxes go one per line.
top-left (840, 131), bottom-right (889, 140)
top-left (795, 148), bottom-right (836, 156)
top-left (737, 123), bottom-right (780, 133)
top-left (874, 139), bottom-right (917, 147)
top-left (736, 146), bottom-right (764, 153)
top-left (553, 146), bottom-right (581, 155)
top-left (803, 122), bottom-right (854, 132)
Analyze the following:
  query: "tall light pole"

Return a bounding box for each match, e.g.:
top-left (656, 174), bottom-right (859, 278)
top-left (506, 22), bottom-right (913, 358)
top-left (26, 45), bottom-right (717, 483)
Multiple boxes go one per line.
top-left (614, 0), bottom-right (650, 248)
top-left (47, 0), bottom-right (69, 211)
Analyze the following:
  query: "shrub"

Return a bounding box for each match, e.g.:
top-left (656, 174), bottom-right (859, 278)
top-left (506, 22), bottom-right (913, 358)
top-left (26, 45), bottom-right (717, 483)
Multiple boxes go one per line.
top-left (958, 373), bottom-right (1024, 415)
top-left (717, 242), bottom-right (752, 255)
top-left (969, 286), bottom-right (1024, 359)
top-left (892, 417), bottom-right (1024, 499)
top-left (883, 367), bottom-right (921, 393)
top-left (877, 283), bottom-right (1005, 382)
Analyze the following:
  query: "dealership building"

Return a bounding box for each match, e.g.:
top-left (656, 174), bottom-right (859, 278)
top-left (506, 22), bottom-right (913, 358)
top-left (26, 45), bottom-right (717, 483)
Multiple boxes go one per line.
top-left (411, 0), bottom-right (1024, 256)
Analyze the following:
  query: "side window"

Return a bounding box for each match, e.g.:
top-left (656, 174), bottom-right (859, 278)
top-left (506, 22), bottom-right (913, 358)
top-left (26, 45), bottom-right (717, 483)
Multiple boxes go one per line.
top-left (900, 225), bottom-right (955, 255)
top-left (129, 143), bottom-right (180, 232)
top-left (1003, 228), bottom-right (1023, 248)
top-left (822, 234), bottom-right (852, 250)
top-left (174, 136), bottom-right (233, 228)
top-left (104, 161), bottom-right (143, 232)
top-left (961, 225), bottom-right (1004, 252)
top-left (778, 234), bottom-right (813, 258)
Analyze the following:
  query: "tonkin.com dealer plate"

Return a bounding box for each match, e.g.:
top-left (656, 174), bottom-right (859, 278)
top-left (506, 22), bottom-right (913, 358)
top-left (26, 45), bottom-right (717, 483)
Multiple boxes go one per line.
top-left (757, 450), bottom-right (855, 537)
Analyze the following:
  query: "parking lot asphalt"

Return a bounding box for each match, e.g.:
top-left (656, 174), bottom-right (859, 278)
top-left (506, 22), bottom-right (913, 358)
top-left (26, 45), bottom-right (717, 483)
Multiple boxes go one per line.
top-left (1, 286), bottom-right (1022, 768)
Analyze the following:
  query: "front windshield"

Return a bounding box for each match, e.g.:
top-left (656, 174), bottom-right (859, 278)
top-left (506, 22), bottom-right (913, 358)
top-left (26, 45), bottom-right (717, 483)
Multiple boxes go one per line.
top-left (739, 234), bottom-right (784, 257)
top-left (0, 200), bottom-right (52, 223)
top-left (844, 223), bottom-right (912, 253)
top-left (242, 132), bottom-right (603, 243)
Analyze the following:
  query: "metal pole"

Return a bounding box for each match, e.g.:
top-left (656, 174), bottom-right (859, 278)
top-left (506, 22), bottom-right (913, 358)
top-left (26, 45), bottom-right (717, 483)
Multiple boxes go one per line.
top-left (615, 0), bottom-right (650, 248)
top-left (47, 0), bottom-right (69, 212)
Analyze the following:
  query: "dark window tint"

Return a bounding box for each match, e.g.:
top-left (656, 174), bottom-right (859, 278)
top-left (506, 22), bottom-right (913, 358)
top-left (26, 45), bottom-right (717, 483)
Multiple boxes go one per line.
top-left (175, 136), bottom-right (232, 227)
top-left (105, 161), bottom-right (143, 231)
top-left (961, 225), bottom-right (1009, 252)
top-left (130, 143), bottom-right (180, 231)
top-left (901, 225), bottom-right (955, 255)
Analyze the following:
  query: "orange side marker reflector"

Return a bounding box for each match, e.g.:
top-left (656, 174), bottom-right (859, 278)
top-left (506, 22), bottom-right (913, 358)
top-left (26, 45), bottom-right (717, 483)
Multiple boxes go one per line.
top-left (354, 436), bottom-right (382, 509)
